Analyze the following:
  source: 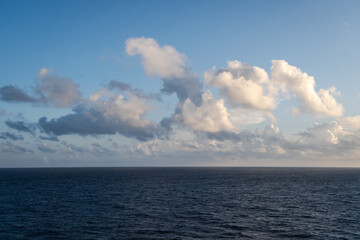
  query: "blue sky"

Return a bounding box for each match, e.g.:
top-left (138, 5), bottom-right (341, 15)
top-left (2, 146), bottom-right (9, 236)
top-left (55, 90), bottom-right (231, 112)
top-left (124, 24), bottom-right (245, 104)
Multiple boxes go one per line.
top-left (1, 0), bottom-right (360, 167)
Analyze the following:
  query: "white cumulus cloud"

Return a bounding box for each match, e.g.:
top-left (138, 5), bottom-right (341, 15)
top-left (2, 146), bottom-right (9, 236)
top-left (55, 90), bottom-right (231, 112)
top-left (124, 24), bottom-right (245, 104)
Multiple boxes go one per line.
top-left (126, 37), bottom-right (203, 104)
top-left (205, 60), bottom-right (278, 111)
top-left (126, 37), bottom-right (187, 79)
top-left (90, 92), bottom-right (151, 129)
top-left (176, 90), bottom-right (234, 133)
top-left (271, 60), bottom-right (343, 117)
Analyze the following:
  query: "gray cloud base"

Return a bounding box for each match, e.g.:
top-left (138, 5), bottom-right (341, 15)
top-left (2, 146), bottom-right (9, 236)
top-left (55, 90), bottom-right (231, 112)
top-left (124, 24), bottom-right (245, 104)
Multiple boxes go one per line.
top-left (0, 132), bottom-right (24, 141)
top-left (0, 74), bottom-right (82, 108)
top-left (5, 121), bottom-right (36, 134)
top-left (108, 80), bottom-right (162, 101)
top-left (38, 104), bottom-right (168, 141)
top-left (0, 85), bottom-right (36, 103)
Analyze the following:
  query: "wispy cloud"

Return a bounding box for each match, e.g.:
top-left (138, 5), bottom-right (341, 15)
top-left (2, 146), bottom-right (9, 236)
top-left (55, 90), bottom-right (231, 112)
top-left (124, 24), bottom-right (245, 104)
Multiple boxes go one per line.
top-left (38, 143), bottom-right (56, 153)
top-left (0, 132), bottom-right (24, 141)
top-left (0, 141), bottom-right (33, 153)
top-left (108, 80), bottom-right (162, 101)
top-left (5, 120), bottom-right (36, 134)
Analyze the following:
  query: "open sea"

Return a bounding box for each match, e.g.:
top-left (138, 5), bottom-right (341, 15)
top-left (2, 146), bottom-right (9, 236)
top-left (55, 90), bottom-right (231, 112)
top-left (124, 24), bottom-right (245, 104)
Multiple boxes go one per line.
top-left (0, 167), bottom-right (359, 239)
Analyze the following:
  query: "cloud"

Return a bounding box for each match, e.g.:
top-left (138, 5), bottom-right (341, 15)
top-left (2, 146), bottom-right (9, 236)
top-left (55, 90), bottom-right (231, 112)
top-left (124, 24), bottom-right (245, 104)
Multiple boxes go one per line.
top-left (0, 70), bottom-right (81, 108)
top-left (38, 143), bottom-right (56, 153)
top-left (62, 142), bottom-right (87, 154)
top-left (296, 122), bottom-right (342, 145)
top-left (125, 38), bottom-right (281, 134)
top-left (126, 37), bottom-right (202, 104)
top-left (207, 124), bottom-right (284, 144)
top-left (206, 130), bottom-right (255, 142)
top-left (130, 124), bottom-right (288, 161)
top-left (36, 73), bottom-right (82, 108)
top-left (0, 132), bottom-right (24, 141)
top-left (288, 120), bottom-right (360, 159)
top-left (5, 120), bottom-right (36, 134)
top-left (39, 135), bottom-right (59, 142)
top-left (108, 80), bottom-right (131, 91)
top-left (161, 73), bottom-right (203, 105)
top-left (175, 90), bottom-right (234, 133)
top-left (205, 60), bottom-right (278, 111)
top-left (202, 120), bottom-right (360, 161)
top-left (205, 59), bottom-right (343, 118)
top-left (38, 68), bottom-right (52, 78)
top-left (60, 141), bottom-right (115, 155)
top-left (341, 115), bottom-right (360, 129)
top-left (38, 92), bottom-right (168, 141)
top-left (90, 143), bottom-right (114, 154)
top-left (113, 116), bottom-right (360, 161)
top-left (0, 85), bottom-right (35, 103)
top-left (112, 142), bottom-right (119, 149)
top-left (0, 109), bottom-right (5, 115)
top-left (271, 60), bottom-right (343, 117)
top-left (89, 91), bottom-right (151, 129)
top-left (126, 37), bottom-right (187, 79)
top-left (108, 80), bottom-right (162, 101)
top-left (131, 138), bottom-right (205, 157)
top-left (229, 108), bottom-right (275, 127)
top-left (2, 37), bottom-right (355, 165)
top-left (0, 141), bottom-right (32, 153)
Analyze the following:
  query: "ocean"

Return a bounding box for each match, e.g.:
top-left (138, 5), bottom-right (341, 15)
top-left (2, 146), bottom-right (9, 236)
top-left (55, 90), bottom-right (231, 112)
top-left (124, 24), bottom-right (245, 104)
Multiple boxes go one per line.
top-left (0, 167), bottom-right (359, 239)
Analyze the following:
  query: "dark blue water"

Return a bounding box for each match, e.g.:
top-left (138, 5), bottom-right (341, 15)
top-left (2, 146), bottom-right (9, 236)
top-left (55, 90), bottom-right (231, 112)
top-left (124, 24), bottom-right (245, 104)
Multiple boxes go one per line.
top-left (0, 168), bottom-right (360, 239)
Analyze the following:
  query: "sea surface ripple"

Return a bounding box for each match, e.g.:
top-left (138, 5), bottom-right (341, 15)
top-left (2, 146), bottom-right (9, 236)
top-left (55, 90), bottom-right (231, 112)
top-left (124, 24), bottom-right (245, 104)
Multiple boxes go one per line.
top-left (0, 167), bottom-right (360, 239)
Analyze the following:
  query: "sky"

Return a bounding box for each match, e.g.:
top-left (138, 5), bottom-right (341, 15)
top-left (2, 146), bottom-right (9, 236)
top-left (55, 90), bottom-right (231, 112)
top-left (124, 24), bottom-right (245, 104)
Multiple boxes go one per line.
top-left (1, 0), bottom-right (360, 167)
